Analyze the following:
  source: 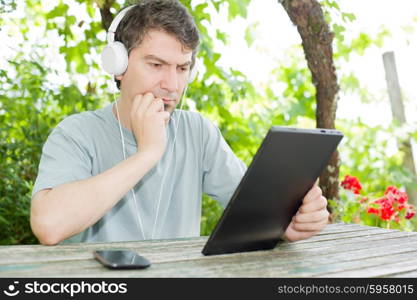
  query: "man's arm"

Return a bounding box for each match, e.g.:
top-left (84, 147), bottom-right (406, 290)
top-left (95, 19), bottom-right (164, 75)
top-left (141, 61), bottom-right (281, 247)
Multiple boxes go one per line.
top-left (31, 94), bottom-right (170, 245)
top-left (200, 117), bottom-right (247, 207)
top-left (31, 151), bottom-right (159, 245)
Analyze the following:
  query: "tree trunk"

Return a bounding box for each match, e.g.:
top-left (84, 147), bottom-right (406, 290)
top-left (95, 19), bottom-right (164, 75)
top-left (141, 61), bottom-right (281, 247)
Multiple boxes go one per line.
top-left (280, 0), bottom-right (340, 203)
top-left (95, 0), bottom-right (116, 31)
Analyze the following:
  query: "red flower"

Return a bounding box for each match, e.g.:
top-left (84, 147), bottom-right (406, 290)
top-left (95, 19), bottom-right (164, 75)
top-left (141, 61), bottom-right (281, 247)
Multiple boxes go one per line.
top-left (406, 205), bottom-right (415, 220)
top-left (384, 186), bottom-right (408, 205)
top-left (366, 186), bottom-right (413, 222)
top-left (380, 205), bottom-right (395, 220)
top-left (371, 196), bottom-right (395, 220)
top-left (367, 207), bottom-right (378, 215)
top-left (341, 175), bottom-right (362, 194)
top-left (406, 211), bottom-right (415, 219)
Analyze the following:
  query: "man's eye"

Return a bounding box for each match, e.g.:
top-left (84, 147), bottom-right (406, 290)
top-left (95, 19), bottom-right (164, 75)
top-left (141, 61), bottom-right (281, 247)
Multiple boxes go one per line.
top-left (151, 63), bottom-right (162, 68)
top-left (178, 66), bottom-right (188, 72)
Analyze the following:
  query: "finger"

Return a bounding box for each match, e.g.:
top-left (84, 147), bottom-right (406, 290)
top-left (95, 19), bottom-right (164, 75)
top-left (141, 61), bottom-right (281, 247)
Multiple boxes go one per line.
top-left (136, 92), bottom-right (156, 113)
top-left (299, 196), bottom-right (327, 213)
top-left (160, 111), bottom-right (171, 126)
top-left (161, 111), bottom-right (171, 123)
top-left (291, 218), bottom-right (329, 232)
top-left (302, 185), bottom-right (322, 204)
top-left (148, 98), bottom-right (164, 113)
top-left (283, 223), bottom-right (317, 242)
top-left (293, 209), bottom-right (329, 223)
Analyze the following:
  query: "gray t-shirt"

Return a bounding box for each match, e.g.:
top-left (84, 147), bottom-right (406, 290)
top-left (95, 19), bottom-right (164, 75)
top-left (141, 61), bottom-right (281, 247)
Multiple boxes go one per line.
top-left (32, 103), bottom-right (247, 243)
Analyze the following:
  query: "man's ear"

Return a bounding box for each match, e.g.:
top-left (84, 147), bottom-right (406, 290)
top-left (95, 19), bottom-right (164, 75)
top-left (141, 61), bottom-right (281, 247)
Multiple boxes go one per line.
top-left (115, 74), bottom-right (123, 81)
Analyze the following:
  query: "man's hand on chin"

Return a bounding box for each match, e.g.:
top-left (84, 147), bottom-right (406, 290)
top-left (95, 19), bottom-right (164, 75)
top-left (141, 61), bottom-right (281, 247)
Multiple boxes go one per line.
top-left (283, 184), bottom-right (329, 242)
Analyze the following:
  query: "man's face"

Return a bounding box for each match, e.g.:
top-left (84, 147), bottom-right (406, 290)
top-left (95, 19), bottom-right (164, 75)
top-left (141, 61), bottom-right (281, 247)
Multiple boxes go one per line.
top-left (116, 29), bottom-right (193, 114)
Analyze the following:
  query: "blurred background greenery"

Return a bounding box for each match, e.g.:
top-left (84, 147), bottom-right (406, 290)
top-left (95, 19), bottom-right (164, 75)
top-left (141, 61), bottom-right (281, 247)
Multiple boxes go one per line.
top-left (1, 0), bottom-right (416, 245)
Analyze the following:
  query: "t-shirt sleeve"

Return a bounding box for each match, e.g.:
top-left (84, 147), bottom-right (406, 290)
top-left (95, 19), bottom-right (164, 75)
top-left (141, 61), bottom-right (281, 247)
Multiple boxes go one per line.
top-left (201, 117), bottom-right (247, 208)
top-left (32, 123), bottom-right (92, 198)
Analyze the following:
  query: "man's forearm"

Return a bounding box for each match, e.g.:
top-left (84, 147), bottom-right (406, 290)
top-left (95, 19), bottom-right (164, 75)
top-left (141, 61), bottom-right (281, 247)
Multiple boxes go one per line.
top-left (31, 151), bottom-right (158, 245)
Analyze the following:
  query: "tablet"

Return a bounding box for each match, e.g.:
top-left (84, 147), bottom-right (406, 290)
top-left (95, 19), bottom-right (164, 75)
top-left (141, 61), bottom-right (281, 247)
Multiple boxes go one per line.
top-left (201, 126), bottom-right (343, 255)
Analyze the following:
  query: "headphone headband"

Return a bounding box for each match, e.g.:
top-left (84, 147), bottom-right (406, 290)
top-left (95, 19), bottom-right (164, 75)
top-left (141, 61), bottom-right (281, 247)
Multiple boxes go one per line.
top-left (106, 5), bottom-right (136, 43)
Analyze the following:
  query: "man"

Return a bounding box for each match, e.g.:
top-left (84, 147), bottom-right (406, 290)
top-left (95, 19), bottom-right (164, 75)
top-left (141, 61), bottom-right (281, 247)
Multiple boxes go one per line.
top-left (30, 0), bottom-right (329, 245)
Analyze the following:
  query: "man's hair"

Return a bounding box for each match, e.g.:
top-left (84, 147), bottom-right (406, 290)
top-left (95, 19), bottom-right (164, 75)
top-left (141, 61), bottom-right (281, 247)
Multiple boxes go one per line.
top-left (113, 0), bottom-right (200, 89)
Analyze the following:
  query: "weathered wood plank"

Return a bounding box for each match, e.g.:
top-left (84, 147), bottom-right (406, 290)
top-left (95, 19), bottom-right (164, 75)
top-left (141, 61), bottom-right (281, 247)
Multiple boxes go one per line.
top-left (390, 270), bottom-right (417, 277)
top-left (0, 224), bottom-right (416, 277)
top-left (291, 228), bottom-right (405, 244)
top-left (318, 258), bottom-right (417, 278)
top-left (2, 233), bottom-right (417, 277)
top-left (306, 223), bottom-right (382, 235)
top-left (0, 227), bottom-right (413, 267)
top-left (0, 236), bottom-right (205, 251)
top-left (237, 238), bottom-right (417, 277)
top-left (277, 230), bottom-right (415, 251)
top-left (262, 252), bottom-right (417, 278)
top-left (4, 240), bottom-right (417, 278)
top-left (0, 223), bottom-right (388, 265)
top-left (0, 223), bottom-right (374, 252)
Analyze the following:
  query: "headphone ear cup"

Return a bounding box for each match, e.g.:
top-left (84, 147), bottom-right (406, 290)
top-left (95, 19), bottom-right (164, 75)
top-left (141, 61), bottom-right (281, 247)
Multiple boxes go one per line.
top-left (188, 59), bottom-right (199, 84)
top-left (101, 41), bottom-right (129, 76)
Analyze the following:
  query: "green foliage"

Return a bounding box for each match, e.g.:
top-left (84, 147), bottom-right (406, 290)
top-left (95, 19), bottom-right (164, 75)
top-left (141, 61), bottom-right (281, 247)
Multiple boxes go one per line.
top-left (244, 21), bottom-right (258, 47)
top-left (2, 0), bottom-right (416, 245)
top-left (271, 49), bottom-right (317, 123)
top-left (0, 0), bottom-right (15, 13)
top-left (201, 194), bottom-right (224, 236)
top-left (0, 54), bottom-right (108, 244)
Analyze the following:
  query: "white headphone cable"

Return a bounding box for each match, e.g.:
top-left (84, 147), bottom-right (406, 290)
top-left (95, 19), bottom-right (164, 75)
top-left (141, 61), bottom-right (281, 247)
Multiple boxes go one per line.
top-left (112, 82), bottom-right (189, 241)
top-left (150, 84), bottom-right (189, 239)
top-left (112, 84), bottom-right (146, 241)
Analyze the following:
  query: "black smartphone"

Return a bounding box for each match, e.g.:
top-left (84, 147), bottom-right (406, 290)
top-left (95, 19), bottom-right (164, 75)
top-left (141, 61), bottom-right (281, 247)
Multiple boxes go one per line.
top-left (93, 250), bottom-right (151, 270)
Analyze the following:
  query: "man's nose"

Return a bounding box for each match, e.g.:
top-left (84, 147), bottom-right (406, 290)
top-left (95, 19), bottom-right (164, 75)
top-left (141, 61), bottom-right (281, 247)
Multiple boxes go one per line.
top-left (160, 67), bottom-right (179, 93)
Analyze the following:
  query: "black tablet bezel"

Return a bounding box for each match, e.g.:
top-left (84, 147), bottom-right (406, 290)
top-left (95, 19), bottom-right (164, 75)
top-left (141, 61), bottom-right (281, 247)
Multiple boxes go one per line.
top-left (202, 126), bottom-right (343, 256)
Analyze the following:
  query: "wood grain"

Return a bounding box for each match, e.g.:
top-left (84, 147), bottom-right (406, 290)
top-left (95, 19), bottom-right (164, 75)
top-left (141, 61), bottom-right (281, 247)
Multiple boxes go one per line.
top-left (1, 223), bottom-right (416, 277)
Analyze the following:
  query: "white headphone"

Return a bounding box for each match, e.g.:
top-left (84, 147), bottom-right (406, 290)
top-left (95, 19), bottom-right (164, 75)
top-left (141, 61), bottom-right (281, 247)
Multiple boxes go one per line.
top-left (101, 5), bottom-right (198, 83)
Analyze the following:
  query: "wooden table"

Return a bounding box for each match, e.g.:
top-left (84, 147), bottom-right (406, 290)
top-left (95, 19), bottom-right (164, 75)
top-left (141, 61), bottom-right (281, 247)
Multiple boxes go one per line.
top-left (1, 223), bottom-right (417, 278)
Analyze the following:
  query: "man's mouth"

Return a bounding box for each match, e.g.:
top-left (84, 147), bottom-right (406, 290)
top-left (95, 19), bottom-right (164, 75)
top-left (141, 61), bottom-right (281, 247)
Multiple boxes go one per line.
top-left (162, 98), bottom-right (175, 104)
